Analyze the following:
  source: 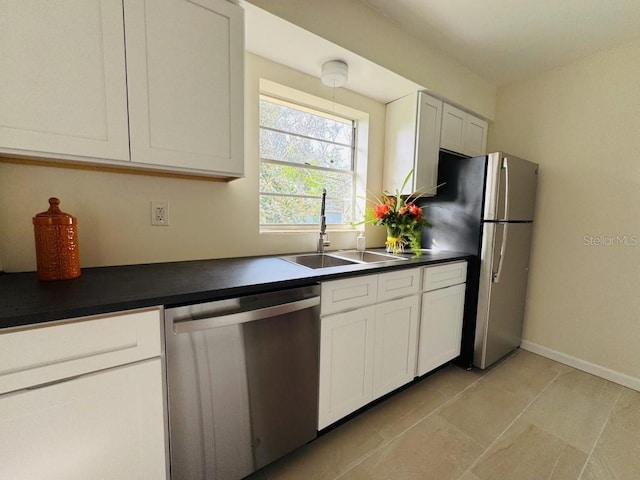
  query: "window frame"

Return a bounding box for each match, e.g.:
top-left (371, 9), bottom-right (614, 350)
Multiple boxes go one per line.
top-left (258, 93), bottom-right (360, 232)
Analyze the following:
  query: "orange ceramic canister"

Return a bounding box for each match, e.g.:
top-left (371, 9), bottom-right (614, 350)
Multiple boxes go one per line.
top-left (33, 197), bottom-right (81, 281)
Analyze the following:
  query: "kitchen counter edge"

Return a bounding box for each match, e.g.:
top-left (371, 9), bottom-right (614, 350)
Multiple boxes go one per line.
top-left (0, 250), bottom-right (474, 329)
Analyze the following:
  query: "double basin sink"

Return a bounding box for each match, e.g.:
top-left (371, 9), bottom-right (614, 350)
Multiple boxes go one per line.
top-left (282, 250), bottom-right (408, 269)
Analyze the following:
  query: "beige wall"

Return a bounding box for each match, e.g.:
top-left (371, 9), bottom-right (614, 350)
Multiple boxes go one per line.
top-left (0, 53), bottom-right (387, 272)
top-left (488, 40), bottom-right (640, 380)
top-left (245, 0), bottom-right (496, 120)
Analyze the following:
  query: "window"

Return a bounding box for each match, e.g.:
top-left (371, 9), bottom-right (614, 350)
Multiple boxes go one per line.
top-left (259, 95), bottom-right (357, 229)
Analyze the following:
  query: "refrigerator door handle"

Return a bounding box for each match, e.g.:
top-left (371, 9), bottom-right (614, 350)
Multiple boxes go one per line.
top-left (493, 222), bottom-right (509, 283)
top-left (502, 156), bottom-right (510, 220)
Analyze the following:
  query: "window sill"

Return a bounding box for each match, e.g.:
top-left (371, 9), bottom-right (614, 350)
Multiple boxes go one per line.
top-left (260, 227), bottom-right (361, 235)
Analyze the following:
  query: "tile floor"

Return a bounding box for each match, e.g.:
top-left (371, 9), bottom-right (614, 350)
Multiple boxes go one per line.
top-left (248, 349), bottom-right (640, 480)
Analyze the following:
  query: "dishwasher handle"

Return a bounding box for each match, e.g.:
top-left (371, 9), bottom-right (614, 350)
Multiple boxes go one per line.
top-left (172, 296), bottom-right (320, 334)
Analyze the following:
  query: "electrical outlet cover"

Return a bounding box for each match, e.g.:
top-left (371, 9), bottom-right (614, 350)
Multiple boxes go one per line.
top-left (151, 201), bottom-right (169, 226)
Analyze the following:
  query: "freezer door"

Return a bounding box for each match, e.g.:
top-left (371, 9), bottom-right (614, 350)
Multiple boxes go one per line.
top-left (474, 222), bottom-right (534, 368)
top-left (484, 152), bottom-right (538, 221)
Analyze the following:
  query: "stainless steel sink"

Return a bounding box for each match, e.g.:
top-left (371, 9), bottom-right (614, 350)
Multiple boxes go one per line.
top-left (281, 250), bottom-right (407, 269)
top-left (330, 250), bottom-right (407, 263)
top-left (282, 254), bottom-right (357, 269)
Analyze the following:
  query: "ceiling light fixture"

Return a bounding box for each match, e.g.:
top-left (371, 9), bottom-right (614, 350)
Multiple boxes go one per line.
top-left (321, 60), bottom-right (349, 87)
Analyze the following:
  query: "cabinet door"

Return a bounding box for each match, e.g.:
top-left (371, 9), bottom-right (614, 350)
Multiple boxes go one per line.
top-left (414, 92), bottom-right (442, 193)
top-left (0, 0), bottom-right (129, 160)
top-left (464, 115), bottom-right (488, 157)
top-left (417, 284), bottom-right (466, 376)
top-left (383, 93), bottom-right (417, 194)
top-left (124, 0), bottom-right (244, 176)
top-left (0, 359), bottom-right (167, 480)
top-left (318, 306), bottom-right (376, 429)
top-left (440, 103), bottom-right (466, 155)
top-left (383, 92), bottom-right (441, 195)
top-left (372, 295), bottom-right (420, 400)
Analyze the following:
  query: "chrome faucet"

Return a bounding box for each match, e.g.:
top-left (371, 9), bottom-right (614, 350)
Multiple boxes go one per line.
top-left (317, 189), bottom-right (330, 253)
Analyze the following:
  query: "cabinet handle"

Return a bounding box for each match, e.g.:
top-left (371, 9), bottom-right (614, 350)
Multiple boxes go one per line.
top-left (24, 374), bottom-right (83, 391)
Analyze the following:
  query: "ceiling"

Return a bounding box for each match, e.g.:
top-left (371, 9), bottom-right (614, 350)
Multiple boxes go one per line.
top-left (359, 0), bottom-right (640, 86)
top-left (242, 1), bottom-right (424, 104)
top-left (243, 0), bottom-right (640, 105)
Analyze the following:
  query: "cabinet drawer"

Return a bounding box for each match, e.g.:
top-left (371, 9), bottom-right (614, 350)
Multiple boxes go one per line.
top-left (321, 276), bottom-right (378, 316)
top-left (377, 268), bottom-right (421, 302)
top-left (0, 308), bottom-right (161, 395)
top-left (423, 261), bottom-right (467, 291)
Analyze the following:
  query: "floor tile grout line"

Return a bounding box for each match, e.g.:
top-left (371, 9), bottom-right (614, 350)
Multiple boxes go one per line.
top-left (334, 352), bottom-right (531, 480)
top-left (333, 367), bottom-right (492, 479)
top-left (456, 366), bottom-right (565, 480)
top-left (576, 387), bottom-right (623, 480)
top-left (547, 454), bottom-right (564, 480)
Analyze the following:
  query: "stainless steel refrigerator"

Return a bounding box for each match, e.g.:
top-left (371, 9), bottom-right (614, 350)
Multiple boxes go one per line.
top-left (419, 151), bottom-right (539, 369)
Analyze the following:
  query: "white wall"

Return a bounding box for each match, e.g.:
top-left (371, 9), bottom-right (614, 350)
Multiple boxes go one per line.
top-left (0, 53), bottom-right (387, 272)
top-left (245, 0), bottom-right (496, 120)
top-left (488, 40), bottom-right (640, 381)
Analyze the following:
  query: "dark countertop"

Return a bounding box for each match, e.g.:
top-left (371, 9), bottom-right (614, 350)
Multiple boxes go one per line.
top-left (0, 249), bottom-right (473, 329)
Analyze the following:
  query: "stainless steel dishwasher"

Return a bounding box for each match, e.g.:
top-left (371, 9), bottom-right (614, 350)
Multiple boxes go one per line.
top-left (163, 285), bottom-right (320, 480)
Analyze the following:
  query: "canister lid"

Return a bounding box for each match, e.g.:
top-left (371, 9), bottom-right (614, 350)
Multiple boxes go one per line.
top-left (33, 198), bottom-right (76, 225)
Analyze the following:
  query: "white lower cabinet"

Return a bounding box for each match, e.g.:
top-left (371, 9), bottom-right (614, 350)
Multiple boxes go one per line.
top-left (318, 270), bottom-right (420, 429)
top-left (417, 283), bottom-right (466, 376)
top-left (372, 295), bottom-right (420, 400)
top-left (417, 261), bottom-right (467, 377)
top-left (0, 359), bottom-right (166, 480)
top-left (0, 308), bottom-right (167, 480)
top-left (318, 305), bottom-right (376, 429)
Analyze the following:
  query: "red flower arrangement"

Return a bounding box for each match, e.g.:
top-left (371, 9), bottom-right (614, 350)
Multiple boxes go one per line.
top-left (362, 170), bottom-right (432, 256)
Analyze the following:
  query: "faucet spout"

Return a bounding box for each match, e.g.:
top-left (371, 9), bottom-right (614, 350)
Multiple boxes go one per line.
top-left (317, 189), bottom-right (330, 253)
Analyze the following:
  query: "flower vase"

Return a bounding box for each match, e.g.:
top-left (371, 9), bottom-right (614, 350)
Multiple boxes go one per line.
top-left (385, 227), bottom-right (406, 255)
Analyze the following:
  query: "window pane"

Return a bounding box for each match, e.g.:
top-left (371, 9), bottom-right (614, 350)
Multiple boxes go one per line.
top-left (260, 195), bottom-right (353, 225)
top-left (260, 195), bottom-right (320, 225)
top-left (259, 99), bottom-right (353, 145)
top-left (260, 128), bottom-right (352, 170)
top-left (260, 163), bottom-right (353, 198)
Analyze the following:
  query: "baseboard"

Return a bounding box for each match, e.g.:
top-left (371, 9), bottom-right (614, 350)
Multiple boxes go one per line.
top-left (520, 340), bottom-right (640, 392)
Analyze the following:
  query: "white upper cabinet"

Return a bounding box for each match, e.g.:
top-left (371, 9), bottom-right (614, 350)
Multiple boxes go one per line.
top-left (0, 0), bottom-right (130, 161)
top-left (125, 0), bottom-right (244, 175)
top-left (464, 115), bottom-right (489, 157)
top-left (383, 91), bottom-right (443, 196)
top-left (440, 103), bottom-right (488, 158)
top-left (0, 0), bottom-right (244, 178)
